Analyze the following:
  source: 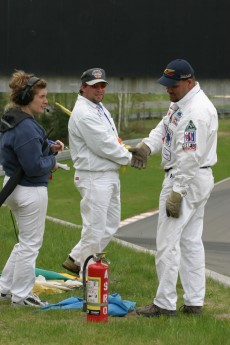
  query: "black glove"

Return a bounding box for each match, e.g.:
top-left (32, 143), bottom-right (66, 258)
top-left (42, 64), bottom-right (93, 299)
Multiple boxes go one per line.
top-left (166, 190), bottom-right (182, 218)
top-left (128, 143), bottom-right (151, 169)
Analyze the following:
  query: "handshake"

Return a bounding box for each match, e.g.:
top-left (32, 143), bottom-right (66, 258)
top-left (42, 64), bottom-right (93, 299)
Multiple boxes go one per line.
top-left (128, 142), bottom-right (151, 169)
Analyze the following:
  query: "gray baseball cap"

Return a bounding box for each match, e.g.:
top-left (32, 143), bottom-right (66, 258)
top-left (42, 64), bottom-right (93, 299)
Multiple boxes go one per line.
top-left (81, 68), bottom-right (108, 85)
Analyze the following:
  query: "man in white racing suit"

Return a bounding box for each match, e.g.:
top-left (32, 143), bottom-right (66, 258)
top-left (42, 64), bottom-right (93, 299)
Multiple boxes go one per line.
top-left (62, 68), bottom-right (131, 275)
top-left (130, 59), bottom-right (218, 316)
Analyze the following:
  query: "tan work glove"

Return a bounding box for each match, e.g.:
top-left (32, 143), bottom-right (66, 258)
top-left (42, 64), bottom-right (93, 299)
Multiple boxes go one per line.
top-left (128, 142), bottom-right (151, 169)
top-left (166, 190), bottom-right (182, 218)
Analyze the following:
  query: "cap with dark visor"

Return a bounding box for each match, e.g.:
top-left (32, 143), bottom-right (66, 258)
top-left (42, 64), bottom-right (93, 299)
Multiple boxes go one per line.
top-left (158, 59), bottom-right (194, 87)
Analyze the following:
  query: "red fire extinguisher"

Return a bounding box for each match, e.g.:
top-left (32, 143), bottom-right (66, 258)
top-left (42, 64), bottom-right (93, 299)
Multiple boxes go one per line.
top-left (83, 253), bottom-right (110, 323)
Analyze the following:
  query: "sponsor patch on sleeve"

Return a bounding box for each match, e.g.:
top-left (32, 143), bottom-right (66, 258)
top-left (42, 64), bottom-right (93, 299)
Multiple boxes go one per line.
top-left (162, 146), bottom-right (171, 161)
top-left (182, 120), bottom-right (197, 151)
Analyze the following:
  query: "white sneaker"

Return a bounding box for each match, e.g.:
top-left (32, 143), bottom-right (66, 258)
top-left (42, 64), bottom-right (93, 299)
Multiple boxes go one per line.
top-left (12, 293), bottom-right (48, 307)
top-left (0, 293), bottom-right (11, 302)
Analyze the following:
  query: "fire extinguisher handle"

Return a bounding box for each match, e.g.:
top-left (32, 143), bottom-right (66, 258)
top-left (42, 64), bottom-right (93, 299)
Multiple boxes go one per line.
top-left (94, 252), bottom-right (110, 265)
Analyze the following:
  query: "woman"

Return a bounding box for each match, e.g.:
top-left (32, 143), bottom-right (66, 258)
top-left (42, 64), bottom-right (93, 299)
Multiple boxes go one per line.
top-left (0, 70), bottom-right (64, 307)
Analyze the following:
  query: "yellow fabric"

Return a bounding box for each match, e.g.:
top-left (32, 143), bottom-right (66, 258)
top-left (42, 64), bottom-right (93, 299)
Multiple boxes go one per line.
top-left (33, 275), bottom-right (82, 295)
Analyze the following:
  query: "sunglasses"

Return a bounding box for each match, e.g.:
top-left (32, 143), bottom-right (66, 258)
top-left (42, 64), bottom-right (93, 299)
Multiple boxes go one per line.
top-left (88, 83), bottom-right (107, 89)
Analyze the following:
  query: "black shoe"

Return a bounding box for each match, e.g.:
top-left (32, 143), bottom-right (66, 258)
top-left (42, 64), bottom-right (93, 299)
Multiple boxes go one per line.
top-left (180, 305), bottom-right (203, 315)
top-left (136, 303), bottom-right (176, 317)
top-left (0, 293), bottom-right (11, 302)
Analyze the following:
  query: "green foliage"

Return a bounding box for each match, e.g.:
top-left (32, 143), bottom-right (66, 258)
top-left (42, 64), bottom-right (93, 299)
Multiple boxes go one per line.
top-left (0, 92), bottom-right (8, 113)
top-left (37, 107), bottom-right (69, 144)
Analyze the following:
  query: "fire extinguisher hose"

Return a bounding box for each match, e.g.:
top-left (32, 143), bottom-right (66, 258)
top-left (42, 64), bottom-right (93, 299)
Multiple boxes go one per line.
top-left (82, 254), bottom-right (94, 312)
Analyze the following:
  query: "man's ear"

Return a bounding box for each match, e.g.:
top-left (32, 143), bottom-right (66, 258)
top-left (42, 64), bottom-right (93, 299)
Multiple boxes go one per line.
top-left (80, 84), bottom-right (87, 92)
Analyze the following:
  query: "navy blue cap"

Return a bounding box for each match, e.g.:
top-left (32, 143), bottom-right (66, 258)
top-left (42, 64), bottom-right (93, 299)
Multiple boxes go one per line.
top-left (158, 59), bottom-right (194, 87)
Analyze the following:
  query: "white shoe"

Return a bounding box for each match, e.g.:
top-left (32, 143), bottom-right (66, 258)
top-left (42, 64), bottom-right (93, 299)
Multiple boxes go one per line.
top-left (12, 293), bottom-right (48, 307)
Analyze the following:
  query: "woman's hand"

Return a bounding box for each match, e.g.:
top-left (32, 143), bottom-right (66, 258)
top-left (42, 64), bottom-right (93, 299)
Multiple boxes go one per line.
top-left (50, 140), bottom-right (64, 154)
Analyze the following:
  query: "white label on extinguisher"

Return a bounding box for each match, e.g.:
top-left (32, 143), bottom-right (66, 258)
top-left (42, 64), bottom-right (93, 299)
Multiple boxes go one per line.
top-left (87, 279), bottom-right (99, 303)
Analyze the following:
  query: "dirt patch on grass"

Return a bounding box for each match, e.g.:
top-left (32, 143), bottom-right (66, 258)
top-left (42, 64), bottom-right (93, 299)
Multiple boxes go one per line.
top-left (215, 314), bottom-right (230, 320)
top-left (218, 131), bottom-right (230, 137)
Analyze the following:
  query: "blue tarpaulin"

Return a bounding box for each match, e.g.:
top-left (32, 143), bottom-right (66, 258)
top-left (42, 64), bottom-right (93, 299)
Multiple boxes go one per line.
top-left (39, 293), bottom-right (136, 317)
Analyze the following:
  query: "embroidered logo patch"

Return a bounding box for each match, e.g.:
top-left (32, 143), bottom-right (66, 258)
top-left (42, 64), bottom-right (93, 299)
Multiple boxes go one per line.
top-left (92, 69), bottom-right (103, 79)
top-left (162, 147), bottom-right (171, 161)
top-left (182, 120), bottom-right (197, 151)
top-left (169, 109), bottom-right (183, 127)
top-left (171, 114), bottom-right (179, 126)
top-left (165, 128), bottom-right (173, 147)
top-left (164, 68), bottom-right (176, 77)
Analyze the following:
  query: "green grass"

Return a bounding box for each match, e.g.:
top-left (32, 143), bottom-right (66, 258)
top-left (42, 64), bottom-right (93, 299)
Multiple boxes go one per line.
top-left (0, 211), bottom-right (230, 345)
top-left (0, 118), bottom-right (229, 344)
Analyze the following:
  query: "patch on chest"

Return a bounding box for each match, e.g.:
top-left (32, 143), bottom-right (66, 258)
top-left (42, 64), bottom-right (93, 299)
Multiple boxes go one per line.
top-left (171, 110), bottom-right (183, 127)
top-left (182, 120), bottom-right (197, 151)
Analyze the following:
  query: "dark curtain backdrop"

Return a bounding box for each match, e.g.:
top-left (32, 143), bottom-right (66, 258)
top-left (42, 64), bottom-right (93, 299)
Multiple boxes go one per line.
top-left (0, 0), bottom-right (229, 78)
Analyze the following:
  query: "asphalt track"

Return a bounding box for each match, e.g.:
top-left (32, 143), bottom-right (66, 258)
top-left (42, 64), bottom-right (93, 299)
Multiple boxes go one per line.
top-left (115, 178), bottom-right (230, 278)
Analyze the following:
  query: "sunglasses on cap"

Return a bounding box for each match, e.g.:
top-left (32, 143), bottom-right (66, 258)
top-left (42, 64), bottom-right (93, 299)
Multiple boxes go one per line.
top-left (88, 83), bottom-right (107, 89)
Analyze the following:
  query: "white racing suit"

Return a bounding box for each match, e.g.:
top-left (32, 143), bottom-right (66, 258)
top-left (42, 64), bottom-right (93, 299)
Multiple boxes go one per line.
top-left (143, 82), bottom-right (218, 310)
top-left (68, 95), bottom-right (131, 272)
